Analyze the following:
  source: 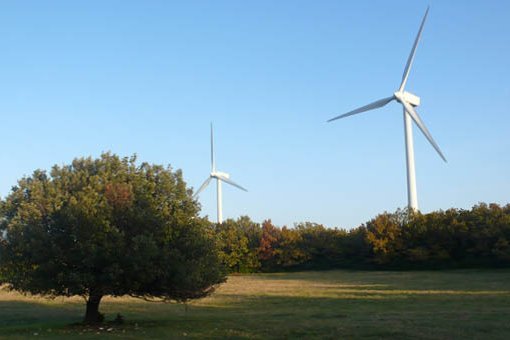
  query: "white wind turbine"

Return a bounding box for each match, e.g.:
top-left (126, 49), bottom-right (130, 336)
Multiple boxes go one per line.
top-left (327, 7), bottom-right (446, 211)
top-left (194, 124), bottom-right (247, 224)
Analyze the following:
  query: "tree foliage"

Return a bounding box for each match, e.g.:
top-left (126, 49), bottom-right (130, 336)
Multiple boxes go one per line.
top-left (207, 203), bottom-right (510, 273)
top-left (215, 217), bottom-right (260, 273)
top-left (0, 153), bottom-right (226, 323)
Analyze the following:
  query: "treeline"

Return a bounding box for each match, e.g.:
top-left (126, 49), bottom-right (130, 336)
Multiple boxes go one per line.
top-left (213, 203), bottom-right (510, 272)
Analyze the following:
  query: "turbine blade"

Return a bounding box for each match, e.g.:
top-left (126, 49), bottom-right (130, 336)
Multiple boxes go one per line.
top-left (194, 177), bottom-right (212, 197)
top-left (327, 96), bottom-right (394, 123)
top-left (399, 7), bottom-right (429, 92)
top-left (401, 100), bottom-right (447, 162)
top-left (218, 176), bottom-right (248, 192)
top-left (210, 123), bottom-right (215, 172)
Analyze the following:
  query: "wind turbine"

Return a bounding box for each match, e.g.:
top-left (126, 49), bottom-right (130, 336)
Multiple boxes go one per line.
top-left (327, 7), bottom-right (446, 211)
top-left (194, 124), bottom-right (247, 224)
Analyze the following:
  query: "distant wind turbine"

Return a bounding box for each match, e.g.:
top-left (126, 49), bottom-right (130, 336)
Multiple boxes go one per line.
top-left (194, 124), bottom-right (247, 224)
top-left (327, 7), bottom-right (446, 211)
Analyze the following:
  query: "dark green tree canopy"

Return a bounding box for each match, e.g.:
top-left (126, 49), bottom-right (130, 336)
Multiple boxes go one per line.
top-left (0, 153), bottom-right (226, 323)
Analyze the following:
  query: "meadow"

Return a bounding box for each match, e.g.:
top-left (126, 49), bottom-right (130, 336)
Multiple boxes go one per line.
top-left (1, 269), bottom-right (510, 339)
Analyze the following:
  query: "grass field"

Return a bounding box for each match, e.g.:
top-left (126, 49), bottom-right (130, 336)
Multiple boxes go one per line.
top-left (1, 269), bottom-right (510, 339)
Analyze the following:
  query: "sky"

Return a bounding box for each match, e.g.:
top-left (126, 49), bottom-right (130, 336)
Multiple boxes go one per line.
top-left (0, 1), bottom-right (509, 229)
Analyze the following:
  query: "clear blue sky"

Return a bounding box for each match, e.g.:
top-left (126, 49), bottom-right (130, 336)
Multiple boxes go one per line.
top-left (0, 1), bottom-right (509, 228)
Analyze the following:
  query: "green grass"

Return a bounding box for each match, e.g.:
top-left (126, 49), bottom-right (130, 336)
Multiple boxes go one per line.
top-left (2, 269), bottom-right (510, 339)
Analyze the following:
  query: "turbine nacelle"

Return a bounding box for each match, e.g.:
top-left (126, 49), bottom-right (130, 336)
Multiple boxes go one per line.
top-left (394, 91), bottom-right (421, 107)
top-left (211, 171), bottom-right (230, 179)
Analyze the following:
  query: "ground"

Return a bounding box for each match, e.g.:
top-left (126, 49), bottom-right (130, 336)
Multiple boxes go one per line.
top-left (1, 269), bottom-right (510, 339)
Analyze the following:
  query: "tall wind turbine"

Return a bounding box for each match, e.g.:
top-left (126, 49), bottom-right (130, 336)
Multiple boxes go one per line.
top-left (194, 124), bottom-right (247, 224)
top-left (327, 7), bottom-right (446, 211)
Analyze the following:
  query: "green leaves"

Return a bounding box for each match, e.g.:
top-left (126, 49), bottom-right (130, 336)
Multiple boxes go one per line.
top-left (0, 153), bottom-right (226, 316)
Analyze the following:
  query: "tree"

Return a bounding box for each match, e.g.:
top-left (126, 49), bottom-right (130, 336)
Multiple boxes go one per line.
top-left (0, 153), bottom-right (226, 324)
top-left (294, 222), bottom-right (335, 268)
top-left (234, 216), bottom-right (263, 253)
top-left (257, 220), bottom-right (281, 271)
top-left (215, 218), bottom-right (260, 273)
top-left (364, 210), bottom-right (408, 265)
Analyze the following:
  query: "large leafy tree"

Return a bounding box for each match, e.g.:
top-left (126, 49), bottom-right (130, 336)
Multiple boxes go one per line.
top-left (215, 217), bottom-right (260, 273)
top-left (257, 220), bottom-right (282, 271)
top-left (364, 210), bottom-right (408, 265)
top-left (0, 153), bottom-right (226, 323)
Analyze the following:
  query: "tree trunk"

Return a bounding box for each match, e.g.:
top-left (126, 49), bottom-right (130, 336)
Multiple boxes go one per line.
top-left (84, 294), bottom-right (104, 324)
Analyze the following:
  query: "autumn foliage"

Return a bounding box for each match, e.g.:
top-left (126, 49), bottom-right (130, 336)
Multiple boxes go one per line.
top-left (215, 203), bottom-right (510, 273)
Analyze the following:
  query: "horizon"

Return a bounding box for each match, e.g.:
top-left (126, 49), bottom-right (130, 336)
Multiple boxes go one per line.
top-left (0, 1), bottom-right (509, 229)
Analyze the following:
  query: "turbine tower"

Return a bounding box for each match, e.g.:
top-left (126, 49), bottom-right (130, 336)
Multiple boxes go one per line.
top-left (327, 7), bottom-right (446, 211)
top-left (194, 124), bottom-right (247, 223)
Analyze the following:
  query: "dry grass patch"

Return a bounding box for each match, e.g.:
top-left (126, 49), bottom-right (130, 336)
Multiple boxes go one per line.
top-left (2, 269), bottom-right (510, 339)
